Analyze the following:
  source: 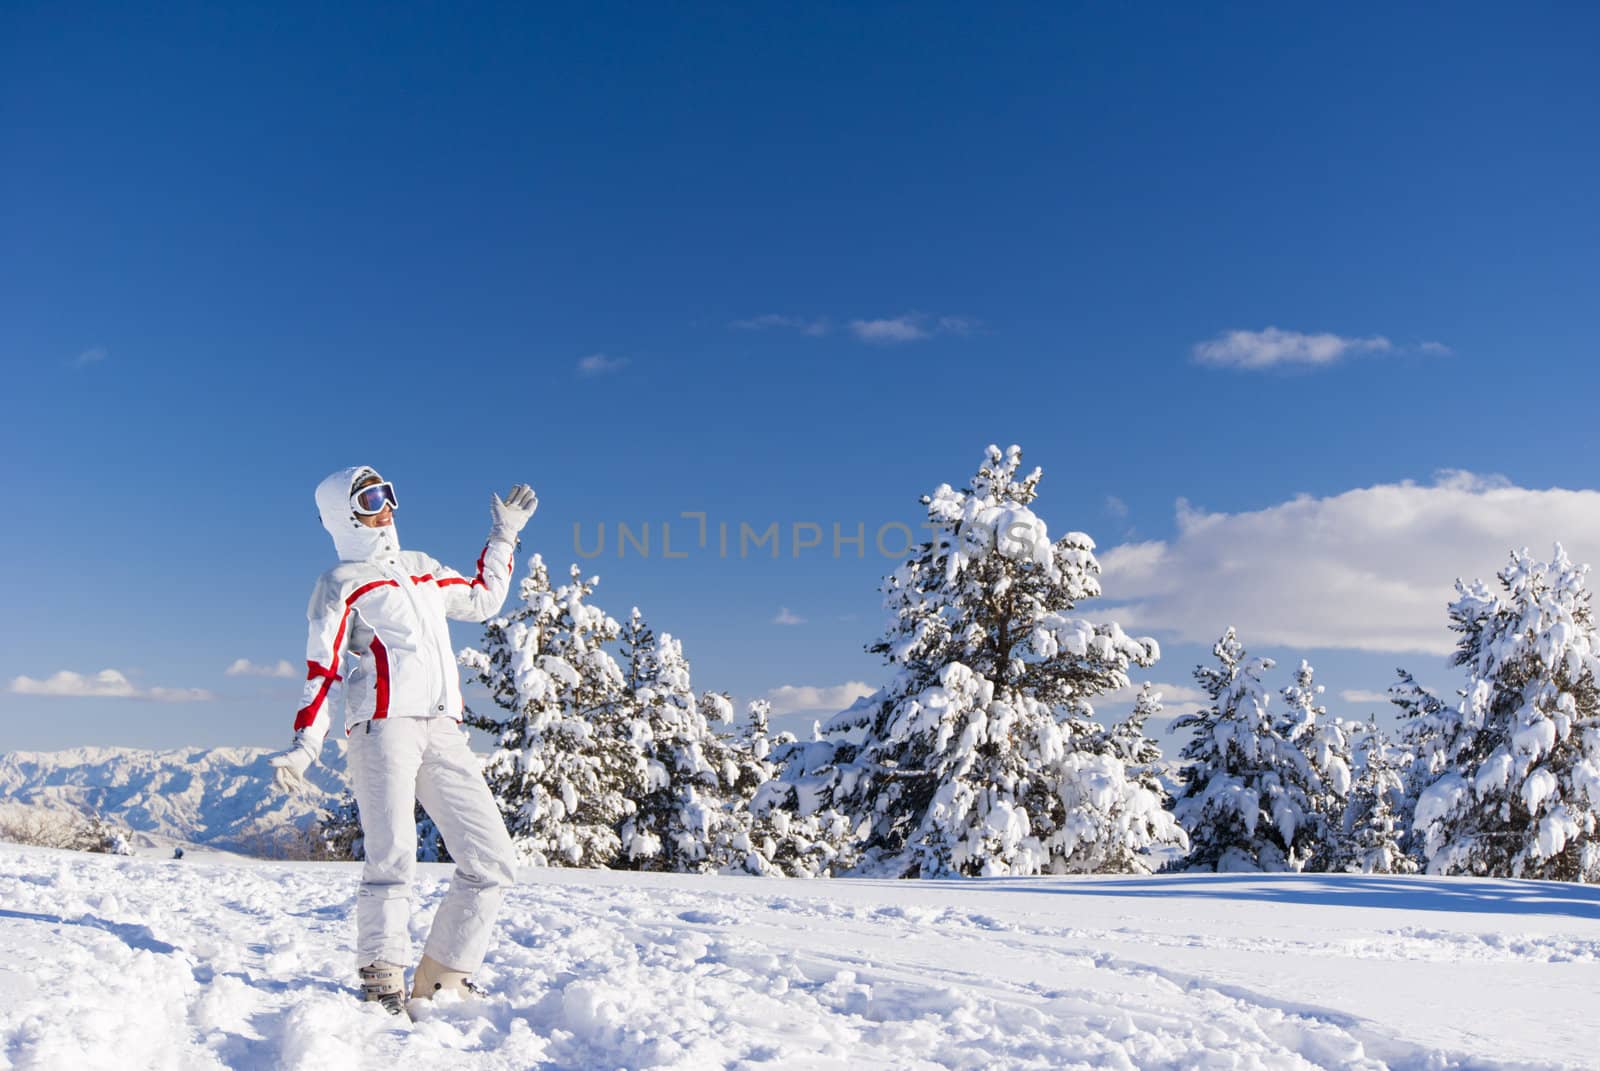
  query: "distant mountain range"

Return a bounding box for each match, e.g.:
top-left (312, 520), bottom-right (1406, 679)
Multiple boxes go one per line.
top-left (0, 744), bottom-right (352, 855)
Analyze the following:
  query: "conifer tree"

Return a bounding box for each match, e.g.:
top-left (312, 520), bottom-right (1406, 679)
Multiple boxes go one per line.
top-left (1172, 630), bottom-right (1317, 872)
top-left (316, 791), bottom-right (364, 860)
top-left (1411, 545), bottom-right (1600, 881)
top-left (313, 794), bottom-right (452, 862)
top-left (1106, 684), bottom-right (1166, 773)
top-left (1390, 669), bottom-right (1454, 798)
top-left (734, 698), bottom-right (776, 796)
top-left (414, 805), bottom-right (450, 863)
top-left (83, 811), bottom-right (133, 856)
top-left (1384, 668), bottom-right (1454, 865)
top-left (1048, 683), bottom-right (1188, 874)
top-left (1278, 661), bottom-right (1352, 871)
top-left (617, 620), bottom-right (746, 873)
top-left (784, 445), bottom-right (1182, 877)
top-left (745, 704), bottom-right (860, 877)
top-left (1340, 717), bottom-right (1416, 874)
top-left (463, 556), bottom-right (642, 867)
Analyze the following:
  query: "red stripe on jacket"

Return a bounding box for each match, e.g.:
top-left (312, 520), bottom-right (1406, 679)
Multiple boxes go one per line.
top-left (434, 544), bottom-right (515, 591)
top-left (369, 634), bottom-right (391, 719)
top-left (292, 579), bottom-right (398, 730)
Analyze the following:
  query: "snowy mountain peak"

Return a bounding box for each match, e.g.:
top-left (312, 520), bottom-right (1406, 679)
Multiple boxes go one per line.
top-left (0, 743), bottom-right (349, 853)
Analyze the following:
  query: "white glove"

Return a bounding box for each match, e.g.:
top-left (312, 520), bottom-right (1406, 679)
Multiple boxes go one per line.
top-left (490, 483), bottom-right (538, 539)
top-left (267, 738), bottom-right (317, 794)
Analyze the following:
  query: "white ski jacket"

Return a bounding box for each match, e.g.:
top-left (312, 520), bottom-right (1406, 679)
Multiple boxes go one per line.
top-left (292, 466), bottom-right (516, 749)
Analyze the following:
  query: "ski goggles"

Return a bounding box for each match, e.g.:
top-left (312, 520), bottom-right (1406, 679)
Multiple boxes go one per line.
top-left (351, 480), bottom-right (399, 515)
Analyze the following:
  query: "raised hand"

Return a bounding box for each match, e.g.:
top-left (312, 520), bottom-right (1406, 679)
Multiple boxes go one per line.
top-left (490, 483), bottom-right (538, 538)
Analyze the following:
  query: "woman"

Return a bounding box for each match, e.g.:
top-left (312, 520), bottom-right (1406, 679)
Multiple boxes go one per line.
top-left (268, 465), bottom-right (535, 1015)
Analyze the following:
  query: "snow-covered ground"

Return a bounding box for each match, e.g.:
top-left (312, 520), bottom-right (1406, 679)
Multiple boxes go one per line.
top-left (2, 845), bottom-right (1595, 1070)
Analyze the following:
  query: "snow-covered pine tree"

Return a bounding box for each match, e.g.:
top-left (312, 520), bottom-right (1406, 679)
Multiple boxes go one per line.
top-left (1411, 545), bottom-right (1600, 881)
top-left (1340, 717), bottom-right (1417, 874)
top-left (1106, 684), bottom-right (1166, 773)
top-left (414, 804), bottom-right (451, 863)
top-left (316, 791), bottom-right (364, 860)
top-left (1172, 630), bottom-right (1318, 872)
top-left (1278, 661), bottom-right (1352, 872)
top-left (83, 811), bottom-right (132, 856)
top-left (1390, 669), bottom-right (1455, 798)
top-left (700, 688), bottom-right (742, 795)
top-left (616, 615), bottom-right (746, 873)
top-left (313, 793), bottom-right (452, 862)
top-left (1042, 682), bottom-right (1189, 874)
top-left (724, 698), bottom-right (776, 874)
top-left (736, 698), bottom-right (775, 791)
top-left (742, 701), bottom-right (859, 877)
top-left (1386, 668), bottom-right (1455, 865)
top-left (794, 444), bottom-right (1182, 877)
top-left (462, 555), bottom-right (643, 867)
top-left (1048, 747), bottom-right (1190, 874)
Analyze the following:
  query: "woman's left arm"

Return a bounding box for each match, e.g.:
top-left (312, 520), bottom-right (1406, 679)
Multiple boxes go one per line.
top-left (433, 537), bottom-right (517, 622)
top-left (434, 483), bottom-right (536, 621)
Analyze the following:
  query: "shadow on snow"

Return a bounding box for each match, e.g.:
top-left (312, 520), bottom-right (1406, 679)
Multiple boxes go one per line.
top-left (0, 907), bottom-right (180, 954)
top-left (902, 873), bottom-right (1600, 922)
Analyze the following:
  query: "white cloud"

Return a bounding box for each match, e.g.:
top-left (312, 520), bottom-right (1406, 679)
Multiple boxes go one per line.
top-left (849, 316), bottom-right (929, 343)
top-left (1097, 680), bottom-right (1209, 719)
top-left (576, 353), bottom-right (628, 376)
top-left (1104, 495), bottom-right (1129, 520)
top-left (146, 686), bottom-right (219, 702)
top-left (734, 312), bottom-right (976, 344)
top-left (765, 681), bottom-right (876, 716)
top-left (730, 314), bottom-right (831, 336)
top-left (11, 669), bottom-right (138, 698)
top-left (1418, 341), bottom-right (1453, 355)
top-left (1340, 689), bottom-right (1392, 706)
top-left (848, 313), bottom-right (977, 344)
top-left (773, 607), bottom-right (806, 626)
top-left (225, 658), bottom-right (297, 679)
top-left (1192, 327), bottom-right (1394, 370)
top-left (9, 669), bottom-right (215, 702)
top-left (73, 346), bottom-right (108, 367)
top-left (1099, 472), bottom-right (1600, 655)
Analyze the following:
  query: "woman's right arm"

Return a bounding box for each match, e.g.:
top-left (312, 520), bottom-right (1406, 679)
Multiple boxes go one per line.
top-left (291, 576), bottom-right (353, 754)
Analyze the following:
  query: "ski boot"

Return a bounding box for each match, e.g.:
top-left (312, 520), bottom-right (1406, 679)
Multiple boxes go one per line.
top-left (411, 954), bottom-right (485, 1001)
top-left (358, 960), bottom-right (408, 1016)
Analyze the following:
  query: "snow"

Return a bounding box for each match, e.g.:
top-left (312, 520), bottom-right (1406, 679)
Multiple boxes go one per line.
top-left (1473, 749), bottom-right (1513, 796)
top-left (1413, 775), bottom-right (1467, 836)
top-left (1522, 768), bottom-right (1559, 814)
top-left (0, 745), bottom-right (348, 854)
top-left (2, 843), bottom-right (1595, 1070)
top-left (1535, 808), bottom-right (1577, 860)
top-left (1514, 717), bottom-right (1557, 761)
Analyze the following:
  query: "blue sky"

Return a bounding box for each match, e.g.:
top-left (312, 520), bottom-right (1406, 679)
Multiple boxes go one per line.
top-left (3, 3), bottom-right (1598, 751)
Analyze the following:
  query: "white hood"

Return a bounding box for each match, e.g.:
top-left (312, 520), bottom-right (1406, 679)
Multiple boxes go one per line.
top-left (315, 465), bottom-right (401, 562)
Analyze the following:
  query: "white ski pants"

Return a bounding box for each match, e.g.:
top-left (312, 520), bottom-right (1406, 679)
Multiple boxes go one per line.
top-left (347, 716), bottom-right (517, 972)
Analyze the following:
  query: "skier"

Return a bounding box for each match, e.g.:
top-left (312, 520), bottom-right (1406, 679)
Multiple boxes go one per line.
top-left (267, 466), bottom-right (536, 1015)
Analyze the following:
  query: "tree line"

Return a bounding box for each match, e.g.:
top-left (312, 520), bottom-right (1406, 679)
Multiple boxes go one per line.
top-left (321, 445), bottom-right (1600, 883)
